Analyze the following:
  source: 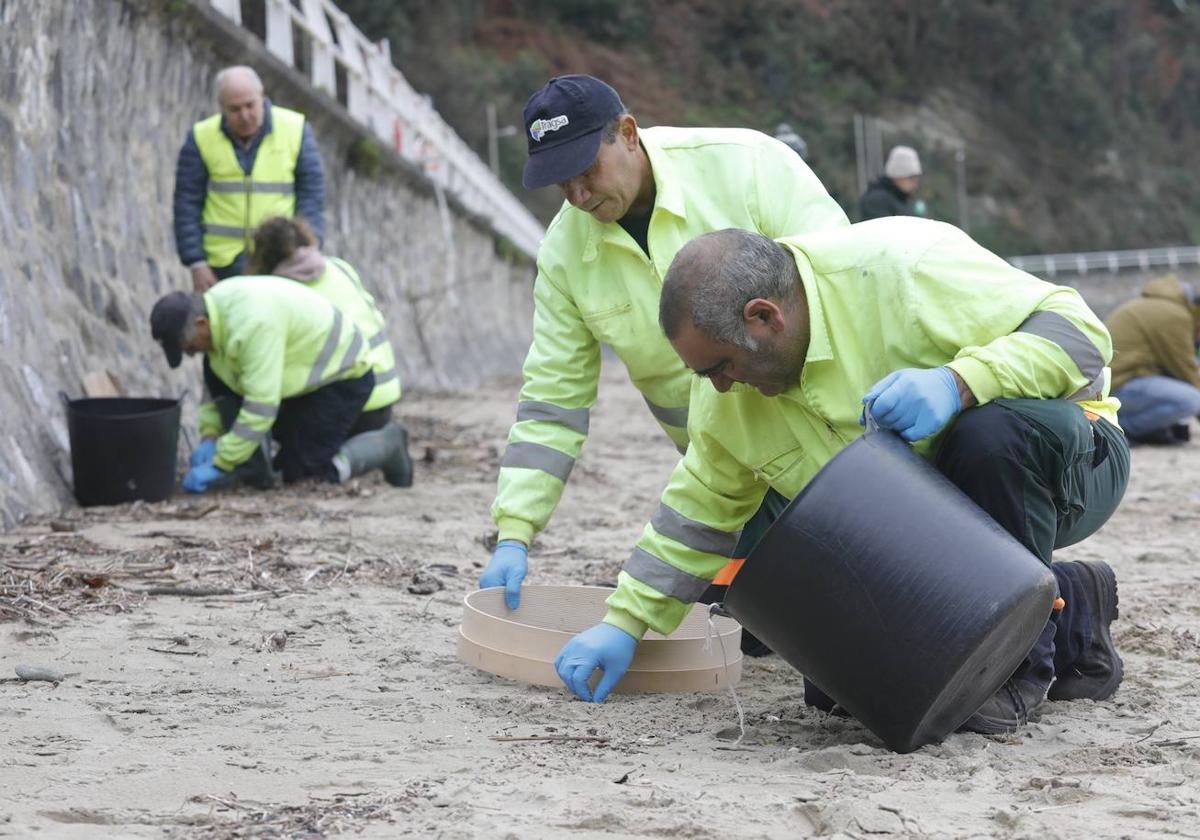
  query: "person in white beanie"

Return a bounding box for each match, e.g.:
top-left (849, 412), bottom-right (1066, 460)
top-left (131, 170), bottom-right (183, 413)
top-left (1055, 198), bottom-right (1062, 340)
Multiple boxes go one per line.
top-left (859, 145), bottom-right (924, 220)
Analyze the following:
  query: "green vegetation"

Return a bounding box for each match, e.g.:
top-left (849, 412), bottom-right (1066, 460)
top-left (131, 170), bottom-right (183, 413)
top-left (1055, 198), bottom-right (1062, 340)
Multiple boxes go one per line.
top-left (347, 135), bottom-right (383, 179)
top-left (337, 0), bottom-right (1199, 255)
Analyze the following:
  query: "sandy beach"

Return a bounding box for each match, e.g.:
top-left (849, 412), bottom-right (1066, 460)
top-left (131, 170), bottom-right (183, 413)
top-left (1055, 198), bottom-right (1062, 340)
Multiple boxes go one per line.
top-left (3, 361), bottom-right (1199, 839)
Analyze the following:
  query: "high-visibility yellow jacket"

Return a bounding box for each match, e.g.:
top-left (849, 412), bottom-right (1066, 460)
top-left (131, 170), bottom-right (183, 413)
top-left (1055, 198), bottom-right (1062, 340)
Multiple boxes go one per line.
top-left (296, 257), bottom-right (401, 411)
top-left (491, 126), bottom-right (849, 546)
top-left (194, 106), bottom-right (305, 267)
top-left (602, 218), bottom-right (1122, 639)
top-left (196, 276), bottom-right (372, 470)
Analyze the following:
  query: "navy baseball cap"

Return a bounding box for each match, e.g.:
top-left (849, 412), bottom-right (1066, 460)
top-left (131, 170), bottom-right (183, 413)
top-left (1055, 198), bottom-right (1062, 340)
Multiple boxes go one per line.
top-left (522, 75), bottom-right (625, 190)
top-left (150, 291), bottom-right (193, 368)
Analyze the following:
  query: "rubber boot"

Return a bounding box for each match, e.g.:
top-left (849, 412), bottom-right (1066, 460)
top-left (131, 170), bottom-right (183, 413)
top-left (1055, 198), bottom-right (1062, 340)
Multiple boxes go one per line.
top-left (335, 423), bottom-right (413, 487)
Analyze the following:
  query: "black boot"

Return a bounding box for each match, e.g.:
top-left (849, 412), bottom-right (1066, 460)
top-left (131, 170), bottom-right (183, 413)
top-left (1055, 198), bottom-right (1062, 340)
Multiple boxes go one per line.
top-left (1047, 560), bottom-right (1123, 701)
top-left (1129, 424), bottom-right (1189, 446)
top-left (208, 446), bottom-right (276, 491)
top-left (959, 676), bottom-right (1049, 735)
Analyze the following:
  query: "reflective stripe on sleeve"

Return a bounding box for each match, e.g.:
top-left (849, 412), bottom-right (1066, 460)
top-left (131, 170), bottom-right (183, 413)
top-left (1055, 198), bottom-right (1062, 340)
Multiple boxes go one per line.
top-left (1016, 311), bottom-right (1105, 382)
top-left (307, 309), bottom-right (344, 389)
top-left (643, 397), bottom-right (688, 429)
top-left (500, 441), bottom-right (575, 483)
top-left (1068, 370), bottom-right (1107, 402)
top-left (650, 503), bottom-right (741, 557)
top-left (368, 330), bottom-right (388, 350)
top-left (230, 420), bottom-right (270, 443)
top-left (516, 400), bottom-right (590, 436)
top-left (624, 547), bottom-right (712, 603)
top-left (240, 399), bottom-right (279, 419)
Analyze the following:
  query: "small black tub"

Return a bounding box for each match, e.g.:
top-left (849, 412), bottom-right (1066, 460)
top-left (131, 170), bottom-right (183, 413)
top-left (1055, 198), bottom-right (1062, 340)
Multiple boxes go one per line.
top-left (63, 396), bottom-right (181, 507)
top-left (724, 429), bottom-right (1057, 753)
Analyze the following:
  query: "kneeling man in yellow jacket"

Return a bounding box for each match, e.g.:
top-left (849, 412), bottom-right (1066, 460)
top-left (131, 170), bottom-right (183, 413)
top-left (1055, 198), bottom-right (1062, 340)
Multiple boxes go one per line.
top-left (556, 221), bottom-right (1130, 736)
top-left (149, 277), bottom-right (412, 492)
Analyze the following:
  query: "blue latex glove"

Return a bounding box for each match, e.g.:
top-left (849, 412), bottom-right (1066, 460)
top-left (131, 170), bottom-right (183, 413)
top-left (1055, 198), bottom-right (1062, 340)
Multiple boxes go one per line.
top-left (479, 540), bottom-right (528, 609)
top-left (863, 367), bottom-right (962, 442)
top-left (190, 438), bottom-right (217, 468)
top-left (182, 462), bottom-right (226, 494)
top-left (554, 622), bottom-right (638, 703)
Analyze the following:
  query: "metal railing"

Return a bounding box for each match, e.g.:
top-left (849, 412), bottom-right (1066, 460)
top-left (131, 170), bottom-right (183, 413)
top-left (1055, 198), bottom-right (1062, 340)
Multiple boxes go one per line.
top-left (1008, 246), bottom-right (1200, 277)
top-left (208, 0), bottom-right (544, 258)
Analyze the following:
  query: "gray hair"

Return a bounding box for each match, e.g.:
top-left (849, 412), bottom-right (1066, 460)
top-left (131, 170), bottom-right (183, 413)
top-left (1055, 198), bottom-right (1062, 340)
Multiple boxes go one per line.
top-left (180, 293), bottom-right (208, 345)
top-left (660, 229), bottom-right (797, 349)
top-left (600, 111), bottom-right (631, 144)
top-left (214, 66), bottom-right (264, 106)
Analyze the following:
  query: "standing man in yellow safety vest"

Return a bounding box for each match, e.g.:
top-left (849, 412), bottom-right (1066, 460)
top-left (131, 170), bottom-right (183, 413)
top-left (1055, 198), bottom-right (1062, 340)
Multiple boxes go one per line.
top-left (173, 66), bottom-right (326, 292)
top-left (478, 75), bottom-right (849, 645)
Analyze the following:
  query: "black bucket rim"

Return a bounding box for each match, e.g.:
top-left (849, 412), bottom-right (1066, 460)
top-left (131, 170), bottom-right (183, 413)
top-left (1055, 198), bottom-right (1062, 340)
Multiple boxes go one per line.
top-left (64, 396), bottom-right (181, 421)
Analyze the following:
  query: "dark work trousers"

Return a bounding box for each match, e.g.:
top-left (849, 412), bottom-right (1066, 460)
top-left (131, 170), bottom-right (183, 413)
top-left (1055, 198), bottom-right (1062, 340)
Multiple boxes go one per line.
top-left (349, 403), bottom-right (393, 437)
top-left (204, 357), bottom-right (374, 483)
top-left (936, 399), bottom-right (1129, 690)
top-left (214, 252), bottom-right (248, 280)
top-left (699, 488), bottom-right (791, 655)
top-left (803, 399), bottom-right (1130, 713)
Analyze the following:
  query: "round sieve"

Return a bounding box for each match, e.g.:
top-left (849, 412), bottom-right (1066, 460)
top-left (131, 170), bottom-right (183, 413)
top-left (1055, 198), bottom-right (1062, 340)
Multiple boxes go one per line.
top-left (458, 585), bottom-right (743, 693)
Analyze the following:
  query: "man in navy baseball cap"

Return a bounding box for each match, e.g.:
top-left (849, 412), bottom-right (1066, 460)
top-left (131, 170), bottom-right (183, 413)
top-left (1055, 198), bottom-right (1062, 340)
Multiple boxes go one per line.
top-left (485, 73), bottom-right (850, 671)
top-left (150, 290), bottom-right (209, 368)
top-left (522, 75), bottom-right (626, 190)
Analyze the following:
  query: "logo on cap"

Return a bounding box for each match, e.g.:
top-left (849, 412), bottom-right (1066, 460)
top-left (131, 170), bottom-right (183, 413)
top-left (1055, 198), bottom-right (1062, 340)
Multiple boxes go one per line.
top-left (529, 114), bottom-right (570, 142)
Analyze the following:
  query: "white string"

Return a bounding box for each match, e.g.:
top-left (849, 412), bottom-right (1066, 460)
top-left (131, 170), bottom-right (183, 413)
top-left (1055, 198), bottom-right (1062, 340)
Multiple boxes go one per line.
top-left (704, 602), bottom-right (746, 745)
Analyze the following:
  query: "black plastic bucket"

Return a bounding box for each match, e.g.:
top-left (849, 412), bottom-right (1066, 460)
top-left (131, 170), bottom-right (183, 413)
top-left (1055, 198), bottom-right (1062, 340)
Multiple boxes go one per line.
top-left (724, 429), bottom-right (1057, 753)
top-left (62, 395), bottom-right (181, 507)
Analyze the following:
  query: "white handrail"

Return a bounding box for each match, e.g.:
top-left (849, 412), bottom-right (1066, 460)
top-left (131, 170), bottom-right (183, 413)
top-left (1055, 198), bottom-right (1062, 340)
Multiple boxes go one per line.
top-left (209, 0), bottom-right (544, 258)
top-left (1008, 246), bottom-right (1200, 277)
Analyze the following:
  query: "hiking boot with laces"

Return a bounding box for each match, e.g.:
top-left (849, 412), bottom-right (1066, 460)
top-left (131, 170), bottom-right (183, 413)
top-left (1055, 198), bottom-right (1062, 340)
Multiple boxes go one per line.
top-left (1048, 559), bottom-right (1123, 701)
top-left (959, 676), bottom-right (1048, 735)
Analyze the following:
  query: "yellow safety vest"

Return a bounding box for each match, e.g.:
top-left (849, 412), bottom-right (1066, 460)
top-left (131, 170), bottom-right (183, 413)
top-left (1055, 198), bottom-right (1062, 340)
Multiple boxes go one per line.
top-left (194, 105), bottom-right (305, 268)
top-left (306, 257), bottom-right (402, 411)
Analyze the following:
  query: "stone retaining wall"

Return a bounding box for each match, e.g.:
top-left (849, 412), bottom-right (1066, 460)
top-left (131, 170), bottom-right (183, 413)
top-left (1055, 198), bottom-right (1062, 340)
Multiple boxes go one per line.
top-left (0, 0), bottom-right (535, 525)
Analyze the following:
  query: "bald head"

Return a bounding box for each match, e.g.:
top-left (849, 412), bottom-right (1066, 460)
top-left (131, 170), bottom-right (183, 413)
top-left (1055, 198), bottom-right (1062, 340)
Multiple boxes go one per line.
top-left (214, 66), bottom-right (263, 105)
top-left (214, 66), bottom-right (265, 142)
top-left (660, 229), bottom-right (798, 350)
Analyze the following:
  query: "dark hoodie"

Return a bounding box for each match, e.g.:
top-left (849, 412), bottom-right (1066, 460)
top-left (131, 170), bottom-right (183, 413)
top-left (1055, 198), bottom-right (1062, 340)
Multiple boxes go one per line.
top-left (858, 176), bottom-right (914, 221)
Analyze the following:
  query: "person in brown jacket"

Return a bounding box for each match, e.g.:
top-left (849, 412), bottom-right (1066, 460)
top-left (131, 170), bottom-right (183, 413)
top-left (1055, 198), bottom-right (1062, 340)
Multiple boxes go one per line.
top-left (1106, 274), bottom-right (1200, 443)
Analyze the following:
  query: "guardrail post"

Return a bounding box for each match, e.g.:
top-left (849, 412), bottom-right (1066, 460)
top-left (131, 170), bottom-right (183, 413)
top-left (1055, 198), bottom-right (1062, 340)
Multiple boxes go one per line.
top-left (210, 0), bottom-right (241, 24)
top-left (264, 0), bottom-right (294, 66)
top-left (299, 0), bottom-right (337, 98)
